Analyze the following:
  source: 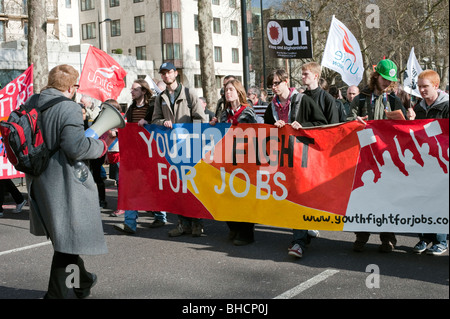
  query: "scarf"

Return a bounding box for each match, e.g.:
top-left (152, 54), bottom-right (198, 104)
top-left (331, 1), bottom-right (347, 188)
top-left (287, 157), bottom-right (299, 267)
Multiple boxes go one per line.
top-left (272, 88), bottom-right (295, 122)
top-left (226, 105), bottom-right (247, 125)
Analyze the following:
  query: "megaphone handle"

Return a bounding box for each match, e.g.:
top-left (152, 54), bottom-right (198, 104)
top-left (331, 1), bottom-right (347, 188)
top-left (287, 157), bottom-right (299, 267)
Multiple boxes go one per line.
top-left (85, 127), bottom-right (99, 139)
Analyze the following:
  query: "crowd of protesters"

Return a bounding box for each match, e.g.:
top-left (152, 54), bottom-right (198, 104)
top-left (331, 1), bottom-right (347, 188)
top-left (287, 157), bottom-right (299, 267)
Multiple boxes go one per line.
top-left (1, 59), bottom-right (447, 299)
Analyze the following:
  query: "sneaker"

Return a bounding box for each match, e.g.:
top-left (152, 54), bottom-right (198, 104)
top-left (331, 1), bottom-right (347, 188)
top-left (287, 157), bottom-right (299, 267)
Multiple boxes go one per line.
top-left (426, 244), bottom-right (448, 256)
top-left (191, 224), bottom-right (204, 237)
top-left (168, 223), bottom-right (191, 237)
top-left (308, 230), bottom-right (320, 238)
top-left (413, 240), bottom-right (429, 254)
top-left (110, 210), bottom-right (125, 217)
top-left (13, 200), bottom-right (27, 213)
top-left (113, 223), bottom-right (136, 234)
top-left (148, 219), bottom-right (166, 228)
top-left (379, 241), bottom-right (395, 253)
top-left (288, 244), bottom-right (303, 258)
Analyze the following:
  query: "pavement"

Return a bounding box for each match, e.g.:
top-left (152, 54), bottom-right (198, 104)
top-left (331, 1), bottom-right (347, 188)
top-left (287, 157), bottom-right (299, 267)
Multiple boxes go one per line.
top-left (0, 177), bottom-right (448, 307)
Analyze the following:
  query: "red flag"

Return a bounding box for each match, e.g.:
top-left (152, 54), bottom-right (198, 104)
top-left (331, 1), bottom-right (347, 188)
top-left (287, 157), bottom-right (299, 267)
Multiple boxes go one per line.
top-left (78, 46), bottom-right (126, 102)
top-left (0, 64), bottom-right (33, 179)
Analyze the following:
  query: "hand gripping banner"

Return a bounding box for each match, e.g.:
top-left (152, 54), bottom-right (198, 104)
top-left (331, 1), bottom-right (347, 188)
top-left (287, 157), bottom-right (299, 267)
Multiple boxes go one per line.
top-left (117, 120), bottom-right (449, 233)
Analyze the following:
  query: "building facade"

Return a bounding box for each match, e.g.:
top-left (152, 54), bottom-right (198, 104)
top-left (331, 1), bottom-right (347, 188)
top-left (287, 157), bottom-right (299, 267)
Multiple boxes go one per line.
top-left (1, 0), bottom-right (245, 101)
top-left (78, 0), bottom-right (244, 98)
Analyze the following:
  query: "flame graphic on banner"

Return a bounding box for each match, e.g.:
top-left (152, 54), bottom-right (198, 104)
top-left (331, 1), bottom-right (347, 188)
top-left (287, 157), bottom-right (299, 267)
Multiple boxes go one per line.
top-left (94, 66), bottom-right (120, 79)
top-left (338, 25), bottom-right (356, 63)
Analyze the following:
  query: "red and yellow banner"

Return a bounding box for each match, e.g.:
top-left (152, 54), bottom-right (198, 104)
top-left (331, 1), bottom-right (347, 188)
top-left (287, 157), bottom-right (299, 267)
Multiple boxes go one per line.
top-left (118, 120), bottom-right (449, 233)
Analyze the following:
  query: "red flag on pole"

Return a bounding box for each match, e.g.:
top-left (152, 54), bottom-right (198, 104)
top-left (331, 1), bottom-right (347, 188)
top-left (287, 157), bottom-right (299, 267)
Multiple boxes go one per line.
top-left (78, 46), bottom-right (126, 102)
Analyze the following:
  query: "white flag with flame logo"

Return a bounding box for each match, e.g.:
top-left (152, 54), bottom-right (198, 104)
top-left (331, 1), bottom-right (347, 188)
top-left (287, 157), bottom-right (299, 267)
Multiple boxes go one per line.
top-left (321, 16), bottom-right (364, 87)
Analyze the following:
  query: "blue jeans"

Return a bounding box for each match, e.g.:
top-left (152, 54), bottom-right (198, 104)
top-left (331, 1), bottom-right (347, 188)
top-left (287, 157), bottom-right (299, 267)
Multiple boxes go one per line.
top-left (124, 210), bottom-right (167, 232)
top-left (419, 233), bottom-right (448, 248)
top-left (124, 210), bottom-right (138, 231)
top-left (154, 211), bottom-right (167, 223)
top-left (292, 229), bottom-right (308, 249)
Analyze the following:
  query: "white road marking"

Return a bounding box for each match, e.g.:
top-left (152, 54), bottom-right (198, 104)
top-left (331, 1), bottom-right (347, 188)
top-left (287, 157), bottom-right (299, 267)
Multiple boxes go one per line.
top-left (0, 241), bottom-right (51, 256)
top-left (274, 269), bottom-right (340, 299)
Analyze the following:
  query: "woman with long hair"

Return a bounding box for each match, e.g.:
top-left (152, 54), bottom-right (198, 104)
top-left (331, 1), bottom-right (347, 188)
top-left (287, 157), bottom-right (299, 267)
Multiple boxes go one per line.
top-left (211, 79), bottom-right (257, 245)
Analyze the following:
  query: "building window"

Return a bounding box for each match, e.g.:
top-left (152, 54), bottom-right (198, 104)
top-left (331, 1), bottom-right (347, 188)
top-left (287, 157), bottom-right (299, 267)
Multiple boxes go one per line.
top-left (134, 16), bottom-right (145, 33)
top-left (163, 12), bottom-right (180, 29)
top-left (82, 22), bottom-right (96, 40)
top-left (0, 21), bottom-right (5, 42)
top-left (195, 45), bottom-right (200, 61)
top-left (81, 0), bottom-right (95, 11)
top-left (212, 0), bottom-right (220, 5)
top-left (133, 0), bottom-right (143, 2)
top-left (111, 20), bottom-right (121, 36)
top-left (164, 43), bottom-right (181, 60)
top-left (194, 14), bottom-right (198, 31)
top-left (67, 24), bottom-right (73, 37)
top-left (213, 18), bottom-right (221, 34)
top-left (232, 48), bottom-right (239, 63)
top-left (65, 0), bottom-right (72, 8)
top-left (229, 0), bottom-right (236, 8)
top-left (194, 74), bottom-right (202, 88)
top-left (215, 76), bottom-right (222, 88)
top-left (230, 20), bottom-right (238, 36)
top-left (136, 46), bottom-right (146, 60)
top-left (110, 0), bottom-right (119, 7)
top-left (214, 46), bottom-right (222, 62)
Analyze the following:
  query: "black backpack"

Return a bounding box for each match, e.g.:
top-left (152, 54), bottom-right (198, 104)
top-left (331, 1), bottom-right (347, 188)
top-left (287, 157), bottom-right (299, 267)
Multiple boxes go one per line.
top-left (0, 94), bottom-right (70, 176)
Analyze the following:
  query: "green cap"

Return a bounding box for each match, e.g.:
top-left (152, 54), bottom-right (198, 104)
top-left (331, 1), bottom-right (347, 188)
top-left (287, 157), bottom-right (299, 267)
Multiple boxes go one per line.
top-left (375, 59), bottom-right (398, 82)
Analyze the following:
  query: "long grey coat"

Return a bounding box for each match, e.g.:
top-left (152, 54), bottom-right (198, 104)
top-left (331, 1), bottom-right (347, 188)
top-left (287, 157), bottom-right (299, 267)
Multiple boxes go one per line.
top-left (25, 88), bottom-right (107, 255)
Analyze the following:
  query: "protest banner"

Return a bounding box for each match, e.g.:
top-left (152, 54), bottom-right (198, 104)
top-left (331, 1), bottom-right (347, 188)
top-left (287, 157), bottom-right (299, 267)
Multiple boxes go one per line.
top-left (0, 65), bottom-right (33, 179)
top-left (117, 120), bottom-right (449, 234)
top-left (321, 16), bottom-right (364, 86)
top-left (266, 19), bottom-right (312, 59)
top-left (78, 46), bottom-right (127, 102)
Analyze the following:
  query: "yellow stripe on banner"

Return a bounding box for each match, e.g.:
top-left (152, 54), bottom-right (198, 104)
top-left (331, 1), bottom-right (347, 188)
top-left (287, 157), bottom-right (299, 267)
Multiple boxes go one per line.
top-left (189, 160), bottom-right (344, 231)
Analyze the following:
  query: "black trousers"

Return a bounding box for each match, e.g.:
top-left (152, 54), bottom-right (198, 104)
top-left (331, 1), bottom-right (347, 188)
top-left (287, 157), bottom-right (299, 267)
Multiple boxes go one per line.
top-left (0, 179), bottom-right (24, 210)
top-left (44, 251), bottom-right (95, 299)
top-left (227, 222), bottom-right (255, 241)
top-left (90, 155), bottom-right (106, 202)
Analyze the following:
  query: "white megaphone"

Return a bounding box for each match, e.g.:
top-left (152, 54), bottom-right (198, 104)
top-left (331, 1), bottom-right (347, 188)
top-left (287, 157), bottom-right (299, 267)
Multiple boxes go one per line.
top-left (85, 102), bottom-right (126, 139)
top-left (73, 102), bottom-right (126, 183)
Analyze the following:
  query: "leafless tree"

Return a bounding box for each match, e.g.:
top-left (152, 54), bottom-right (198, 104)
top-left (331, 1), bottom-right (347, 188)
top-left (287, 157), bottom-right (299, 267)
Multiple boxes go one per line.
top-left (27, 0), bottom-right (49, 93)
top-left (197, 0), bottom-right (217, 111)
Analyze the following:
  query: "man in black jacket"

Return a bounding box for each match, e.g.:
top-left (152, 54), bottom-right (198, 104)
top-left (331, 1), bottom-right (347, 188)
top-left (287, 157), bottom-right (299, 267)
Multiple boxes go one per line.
top-left (301, 62), bottom-right (339, 125)
top-left (264, 69), bottom-right (327, 259)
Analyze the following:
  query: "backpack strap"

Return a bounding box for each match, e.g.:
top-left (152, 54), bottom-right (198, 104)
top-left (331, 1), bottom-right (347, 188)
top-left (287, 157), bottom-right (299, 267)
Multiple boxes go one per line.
top-left (36, 96), bottom-right (72, 157)
top-left (38, 96), bottom-right (72, 112)
top-left (290, 92), bottom-right (304, 122)
top-left (185, 87), bottom-right (192, 109)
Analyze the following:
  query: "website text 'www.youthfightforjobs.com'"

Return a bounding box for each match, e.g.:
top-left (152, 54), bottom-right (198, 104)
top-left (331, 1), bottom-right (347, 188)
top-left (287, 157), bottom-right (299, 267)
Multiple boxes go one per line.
top-left (303, 213), bottom-right (449, 228)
